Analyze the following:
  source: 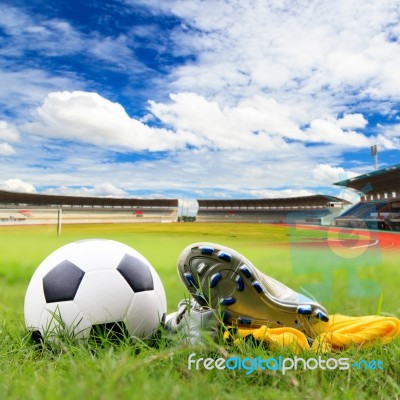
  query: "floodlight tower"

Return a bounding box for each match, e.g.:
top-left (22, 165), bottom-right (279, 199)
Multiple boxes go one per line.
top-left (370, 144), bottom-right (378, 171)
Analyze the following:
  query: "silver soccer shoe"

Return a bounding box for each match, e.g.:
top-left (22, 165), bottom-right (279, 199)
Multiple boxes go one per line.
top-left (164, 299), bottom-right (221, 345)
top-left (177, 242), bottom-right (329, 338)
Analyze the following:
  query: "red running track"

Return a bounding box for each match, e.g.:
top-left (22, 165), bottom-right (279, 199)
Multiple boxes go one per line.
top-left (283, 225), bottom-right (400, 252)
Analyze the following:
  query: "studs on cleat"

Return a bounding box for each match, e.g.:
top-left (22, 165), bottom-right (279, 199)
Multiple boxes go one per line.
top-left (220, 296), bottom-right (236, 305)
top-left (194, 293), bottom-right (208, 306)
top-left (184, 273), bottom-right (196, 287)
top-left (220, 311), bottom-right (232, 322)
top-left (210, 273), bottom-right (222, 288)
top-left (200, 246), bottom-right (214, 255)
top-left (252, 281), bottom-right (263, 293)
top-left (236, 276), bottom-right (244, 291)
top-left (297, 305), bottom-right (312, 315)
top-left (180, 243), bottom-right (330, 337)
top-left (316, 311), bottom-right (329, 322)
top-left (218, 251), bottom-right (232, 262)
top-left (239, 265), bottom-right (252, 278)
top-left (197, 262), bottom-right (208, 275)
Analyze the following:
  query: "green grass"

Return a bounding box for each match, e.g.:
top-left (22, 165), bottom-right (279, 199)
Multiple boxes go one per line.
top-left (0, 223), bottom-right (399, 399)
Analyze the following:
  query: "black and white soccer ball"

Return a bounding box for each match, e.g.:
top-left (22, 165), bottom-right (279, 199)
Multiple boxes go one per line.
top-left (24, 239), bottom-right (167, 341)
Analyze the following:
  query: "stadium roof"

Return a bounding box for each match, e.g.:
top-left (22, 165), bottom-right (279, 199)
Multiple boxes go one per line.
top-left (198, 195), bottom-right (348, 209)
top-left (334, 164), bottom-right (400, 193)
top-left (0, 190), bottom-right (178, 208)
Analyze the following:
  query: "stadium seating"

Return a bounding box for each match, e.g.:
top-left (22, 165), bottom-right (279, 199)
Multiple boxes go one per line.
top-left (333, 200), bottom-right (400, 230)
top-left (196, 205), bottom-right (339, 225)
top-left (0, 189), bottom-right (179, 225)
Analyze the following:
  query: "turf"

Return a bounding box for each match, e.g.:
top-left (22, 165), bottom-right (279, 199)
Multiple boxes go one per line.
top-left (0, 223), bottom-right (399, 399)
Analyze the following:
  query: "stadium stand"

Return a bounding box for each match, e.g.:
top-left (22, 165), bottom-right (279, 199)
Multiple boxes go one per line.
top-left (0, 190), bottom-right (178, 224)
top-left (196, 195), bottom-right (348, 225)
top-left (333, 164), bottom-right (400, 231)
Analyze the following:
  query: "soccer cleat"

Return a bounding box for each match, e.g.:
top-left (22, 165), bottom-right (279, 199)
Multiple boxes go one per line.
top-left (177, 242), bottom-right (330, 337)
top-left (164, 299), bottom-right (221, 345)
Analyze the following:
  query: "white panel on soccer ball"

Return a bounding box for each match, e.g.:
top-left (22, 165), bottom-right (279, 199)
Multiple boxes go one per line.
top-left (125, 291), bottom-right (164, 337)
top-left (39, 301), bottom-right (91, 339)
top-left (65, 240), bottom-right (127, 272)
top-left (24, 278), bottom-right (46, 329)
top-left (30, 245), bottom-right (75, 279)
top-left (151, 270), bottom-right (167, 311)
top-left (65, 240), bottom-right (152, 273)
top-left (74, 270), bottom-right (134, 324)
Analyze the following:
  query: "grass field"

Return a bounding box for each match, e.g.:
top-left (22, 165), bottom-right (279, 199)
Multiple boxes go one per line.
top-left (0, 223), bottom-right (399, 399)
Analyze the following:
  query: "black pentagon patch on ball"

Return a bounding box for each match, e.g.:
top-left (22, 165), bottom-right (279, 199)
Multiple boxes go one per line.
top-left (43, 260), bottom-right (85, 303)
top-left (117, 254), bottom-right (154, 292)
top-left (89, 321), bottom-right (130, 344)
top-left (30, 330), bottom-right (43, 344)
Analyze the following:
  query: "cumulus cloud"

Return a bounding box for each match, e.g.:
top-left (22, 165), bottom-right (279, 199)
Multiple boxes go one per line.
top-left (24, 91), bottom-right (194, 152)
top-left (150, 93), bottom-right (374, 149)
top-left (0, 69), bottom-right (86, 120)
top-left (312, 164), bottom-right (358, 185)
top-left (150, 92), bottom-right (304, 151)
top-left (312, 164), bottom-right (363, 203)
top-left (1, 1), bottom-right (399, 199)
top-left (139, 0), bottom-right (400, 153)
top-left (13, 89), bottom-right (379, 199)
top-left (0, 178), bottom-right (36, 193)
top-left (26, 90), bottom-right (376, 155)
top-left (337, 114), bottom-right (367, 129)
top-left (305, 117), bottom-right (372, 147)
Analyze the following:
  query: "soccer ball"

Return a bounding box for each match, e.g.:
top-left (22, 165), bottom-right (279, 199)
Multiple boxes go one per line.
top-left (24, 239), bottom-right (167, 341)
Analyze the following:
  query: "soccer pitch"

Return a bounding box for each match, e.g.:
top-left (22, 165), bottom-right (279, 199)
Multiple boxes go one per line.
top-left (0, 223), bottom-right (399, 399)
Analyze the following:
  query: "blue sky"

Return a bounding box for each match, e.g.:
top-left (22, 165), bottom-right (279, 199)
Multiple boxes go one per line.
top-left (0, 0), bottom-right (399, 210)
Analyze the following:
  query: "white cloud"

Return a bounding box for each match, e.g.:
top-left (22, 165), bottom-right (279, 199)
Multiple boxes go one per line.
top-left (0, 121), bottom-right (20, 142)
top-left (0, 121), bottom-right (20, 155)
top-left (0, 4), bottom-right (144, 117)
top-left (312, 164), bottom-right (358, 185)
top-left (1, 1), bottom-right (399, 199)
top-left (375, 135), bottom-right (399, 150)
top-left (337, 114), bottom-right (367, 129)
top-left (150, 92), bottom-right (304, 151)
top-left (87, 34), bottom-right (139, 69)
top-left (248, 189), bottom-right (316, 199)
top-left (312, 164), bottom-right (362, 203)
top-left (0, 5), bottom-right (82, 57)
top-left (0, 178), bottom-right (36, 193)
top-left (42, 183), bottom-right (128, 198)
top-left (305, 117), bottom-right (372, 147)
top-left (24, 91), bottom-right (193, 152)
top-left (0, 69), bottom-right (85, 119)
top-left (0, 143), bottom-right (15, 156)
top-left (0, 4), bottom-right (138, 66)
top-left (26, 90), bottom-right (365, 155)
top-left (150, 93), bottom-right (375, 149)
top-left (148, 0), bottom-right (400, 105)
top-left (9, 89), bottom-right (379, 199)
